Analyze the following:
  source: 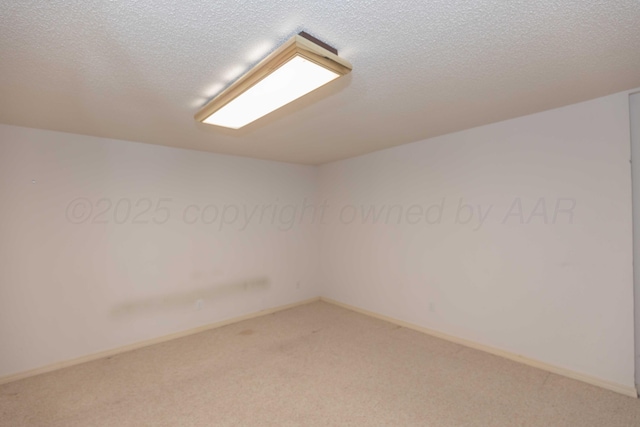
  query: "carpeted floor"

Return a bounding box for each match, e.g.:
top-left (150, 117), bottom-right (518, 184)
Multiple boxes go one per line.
top-left (1, 301), bottom-right (640, 426)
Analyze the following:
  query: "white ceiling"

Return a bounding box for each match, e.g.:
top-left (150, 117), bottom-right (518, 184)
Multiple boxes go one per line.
top-left (1, 1), bottom-right (639, 165)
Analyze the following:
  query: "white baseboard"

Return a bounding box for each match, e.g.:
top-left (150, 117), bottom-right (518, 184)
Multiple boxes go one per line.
top-left (0, 297), bottom-right (320, 386)
top-left (3, 295), bottom-right (636, 399)
top-left (320, 297), bottom-right (638, 399)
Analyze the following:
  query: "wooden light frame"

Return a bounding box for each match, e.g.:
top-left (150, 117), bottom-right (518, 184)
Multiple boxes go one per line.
top-left (194, 32), bottom-right (352, 128)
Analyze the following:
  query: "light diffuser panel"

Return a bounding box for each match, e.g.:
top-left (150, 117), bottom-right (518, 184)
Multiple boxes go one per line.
top-left (203, 55), bottom-right (339, 129)
top-left (195, 33), bottom-right (352, 129)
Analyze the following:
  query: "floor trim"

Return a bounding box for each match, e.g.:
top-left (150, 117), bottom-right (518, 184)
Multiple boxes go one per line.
top-left (0, 297), bottom-right (320, 386)
top-left (321, 297), bottom-right (638, 398)
top-left (3, 295), bottom-right (636, 399)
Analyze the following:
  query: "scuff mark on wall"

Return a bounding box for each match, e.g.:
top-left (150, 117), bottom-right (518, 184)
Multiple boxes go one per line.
top-left (110, 277), bottom-right (270, 317)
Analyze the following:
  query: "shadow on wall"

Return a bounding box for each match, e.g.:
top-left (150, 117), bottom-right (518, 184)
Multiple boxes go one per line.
top-left (110, 277), bottom-right (270, 317)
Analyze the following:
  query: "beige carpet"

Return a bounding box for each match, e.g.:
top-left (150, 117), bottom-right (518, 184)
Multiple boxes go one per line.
top-left (1, 301), bottom-right (639, 426)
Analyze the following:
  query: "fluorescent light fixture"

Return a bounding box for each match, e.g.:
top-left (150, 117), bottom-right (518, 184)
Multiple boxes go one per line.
top-left (202, 56), bottom-right (339, 129)
top-left (195, 32), bottom-right (352, 129)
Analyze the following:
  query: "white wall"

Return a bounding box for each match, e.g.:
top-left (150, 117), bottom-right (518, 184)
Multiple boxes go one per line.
top-left (319, 90), bottom-right (636, 389)
top-left (1, 89), bottom-right (637, 391)
top-left (0, 124), bottom-right (320, 377)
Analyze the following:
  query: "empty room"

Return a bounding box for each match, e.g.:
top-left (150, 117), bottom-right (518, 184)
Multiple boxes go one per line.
top-left (2, 1), bottom-right (640, 426)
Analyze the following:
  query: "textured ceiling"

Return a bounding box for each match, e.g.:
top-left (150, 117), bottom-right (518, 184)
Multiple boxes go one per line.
top-left (1, 1), bottom-right (640, 165)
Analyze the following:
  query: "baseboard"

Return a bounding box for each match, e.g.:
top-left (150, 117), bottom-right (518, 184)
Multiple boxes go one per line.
top-left (0, 297), bottom-right (320, 386)
top-left (320, 297), bottom-right (638, 398)
top-left (4, 295), bottom-right (636, 399)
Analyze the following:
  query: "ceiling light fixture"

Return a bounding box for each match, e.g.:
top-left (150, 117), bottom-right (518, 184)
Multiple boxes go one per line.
top-left (194, 32), bottom-right (352, 129)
